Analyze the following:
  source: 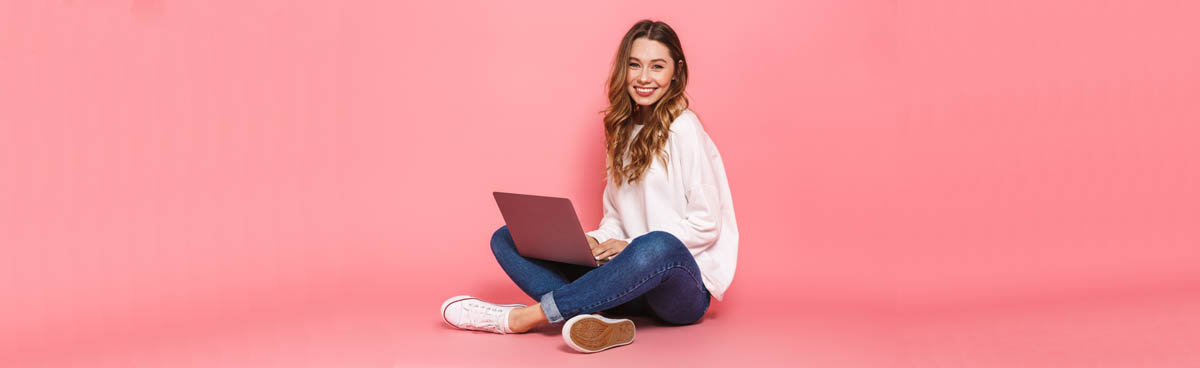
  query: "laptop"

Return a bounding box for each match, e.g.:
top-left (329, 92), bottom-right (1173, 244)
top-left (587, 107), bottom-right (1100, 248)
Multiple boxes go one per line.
top-left (492, 191), bottom-right (602, 267)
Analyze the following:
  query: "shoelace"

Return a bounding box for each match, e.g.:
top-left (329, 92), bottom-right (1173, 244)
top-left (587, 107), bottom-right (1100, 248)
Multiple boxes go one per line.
top-left (459, 301), bottom-right (507, 334)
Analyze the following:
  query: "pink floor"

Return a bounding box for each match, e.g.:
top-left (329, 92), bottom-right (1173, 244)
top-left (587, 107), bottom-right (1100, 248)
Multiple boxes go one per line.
top-left (7, 280), bottom-right (1199, 367)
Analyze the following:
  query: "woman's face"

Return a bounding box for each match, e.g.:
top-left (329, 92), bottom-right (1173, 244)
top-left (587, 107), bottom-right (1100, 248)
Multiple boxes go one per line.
top-left (626, 38), bottom-right (675, 108)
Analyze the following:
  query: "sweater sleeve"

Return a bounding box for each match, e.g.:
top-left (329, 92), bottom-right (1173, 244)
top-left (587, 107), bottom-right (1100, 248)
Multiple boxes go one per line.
top-left (665, 121), bottom-right (723, 255)
top-left (586, 176), bottom-right (627, 244)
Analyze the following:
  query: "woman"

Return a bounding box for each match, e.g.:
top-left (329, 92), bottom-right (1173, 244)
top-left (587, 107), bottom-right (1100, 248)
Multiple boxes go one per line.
top-left (441, 19), bottom-right (738, 353)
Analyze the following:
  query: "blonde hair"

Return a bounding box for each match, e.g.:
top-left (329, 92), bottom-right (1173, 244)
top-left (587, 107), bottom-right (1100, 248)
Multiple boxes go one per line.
top-left (602, 20), bottom-right (690, 188)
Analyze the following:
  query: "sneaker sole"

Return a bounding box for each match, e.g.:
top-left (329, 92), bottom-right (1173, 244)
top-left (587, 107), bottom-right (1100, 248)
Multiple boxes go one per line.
top-left (440, 295), bottom-right (527, 328)
top-left (562, 314), bottom-right (635, 353)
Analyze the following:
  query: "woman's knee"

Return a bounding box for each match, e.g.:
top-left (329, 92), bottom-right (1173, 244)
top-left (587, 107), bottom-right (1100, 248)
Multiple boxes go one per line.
top-left (623, 231), bottom-right (688, 268)
top-left (662, 311), bottom-right (705, 325)
top-left (490, 225), bottom-right (515, 254)
top-left (651, 298), bottom-right (709, 325)
top-left (629, 231), bottom-right (688, 256)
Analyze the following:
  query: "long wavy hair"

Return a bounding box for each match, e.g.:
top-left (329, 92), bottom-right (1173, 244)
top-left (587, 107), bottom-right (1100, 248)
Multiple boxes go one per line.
top-left (602, 20), bottom-right (690, 188)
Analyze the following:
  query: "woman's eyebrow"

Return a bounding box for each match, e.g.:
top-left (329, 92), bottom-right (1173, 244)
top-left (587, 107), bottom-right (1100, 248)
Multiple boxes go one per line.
top-left (628, 57), bottom-right (668, 63)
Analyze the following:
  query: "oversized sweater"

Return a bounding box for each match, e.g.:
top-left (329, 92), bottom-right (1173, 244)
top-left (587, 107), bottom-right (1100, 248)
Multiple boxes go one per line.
top-left (585, 109), bottom-right (739, 301)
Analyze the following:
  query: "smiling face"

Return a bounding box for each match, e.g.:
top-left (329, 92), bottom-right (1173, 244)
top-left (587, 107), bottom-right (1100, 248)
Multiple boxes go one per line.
top-left (626, 38), bottom-right (676, 109)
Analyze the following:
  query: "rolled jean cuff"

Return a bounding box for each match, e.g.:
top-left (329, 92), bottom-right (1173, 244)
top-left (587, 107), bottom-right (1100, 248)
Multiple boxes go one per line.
top-left (540, 291), bottom-right (564, 323)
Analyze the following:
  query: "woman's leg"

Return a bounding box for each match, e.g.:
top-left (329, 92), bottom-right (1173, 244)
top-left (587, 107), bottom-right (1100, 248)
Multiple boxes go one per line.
top-left (539, 231), bottom-right (711, 325)
top-left (490, 225), bottom-right (591, 301)
top-left (641, 265), bottom-right (711, 325)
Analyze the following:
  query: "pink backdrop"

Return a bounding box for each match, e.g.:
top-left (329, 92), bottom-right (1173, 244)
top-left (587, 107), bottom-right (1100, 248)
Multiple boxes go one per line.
top-left (2, 1), bottom-right (1197, 367)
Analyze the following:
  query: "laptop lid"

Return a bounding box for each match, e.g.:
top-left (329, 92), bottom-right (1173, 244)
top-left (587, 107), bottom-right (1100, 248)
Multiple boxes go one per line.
top-left (493, 191), bottom-right (599, 268)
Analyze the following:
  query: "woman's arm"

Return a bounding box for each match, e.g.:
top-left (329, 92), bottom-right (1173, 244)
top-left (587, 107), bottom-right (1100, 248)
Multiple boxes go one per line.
top-left (665, 119), bottom-right (724, 255)
top-left (585, 177), bottom-right (627, 244)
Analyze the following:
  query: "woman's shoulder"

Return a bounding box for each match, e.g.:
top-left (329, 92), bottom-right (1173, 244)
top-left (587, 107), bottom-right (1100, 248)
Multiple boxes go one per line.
top-left (668, 109), bottom-right (705, 136)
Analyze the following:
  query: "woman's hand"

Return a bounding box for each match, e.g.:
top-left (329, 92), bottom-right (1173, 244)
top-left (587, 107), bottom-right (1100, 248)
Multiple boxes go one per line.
top-left (588, 236), bottom-right (629, 263)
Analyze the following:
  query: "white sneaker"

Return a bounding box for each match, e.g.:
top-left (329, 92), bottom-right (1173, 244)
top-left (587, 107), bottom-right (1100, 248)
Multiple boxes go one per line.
top-left (562, 314), bottom-right (636, 353)
top-left (440, 295), bottom-right (527, 334)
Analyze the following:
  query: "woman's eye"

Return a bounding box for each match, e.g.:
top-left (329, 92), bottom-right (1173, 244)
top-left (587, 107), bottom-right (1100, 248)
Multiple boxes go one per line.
top-left (652, 65), bottom-right (664, 70)
top-left (628, 63), bottom-right (640, 68)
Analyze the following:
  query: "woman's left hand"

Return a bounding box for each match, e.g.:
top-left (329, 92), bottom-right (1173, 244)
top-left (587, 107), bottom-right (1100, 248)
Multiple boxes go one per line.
top-left (591, 239), bottom-right (629, 262)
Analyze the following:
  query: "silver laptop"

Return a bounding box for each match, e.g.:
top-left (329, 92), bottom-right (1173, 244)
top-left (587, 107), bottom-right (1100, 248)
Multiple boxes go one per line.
top-left (493, 192), bottom-right (601, 267)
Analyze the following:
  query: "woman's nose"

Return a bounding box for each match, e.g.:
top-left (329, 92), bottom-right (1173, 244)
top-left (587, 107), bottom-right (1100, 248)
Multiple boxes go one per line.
top-left (637, 69), bottom-right (651, 83)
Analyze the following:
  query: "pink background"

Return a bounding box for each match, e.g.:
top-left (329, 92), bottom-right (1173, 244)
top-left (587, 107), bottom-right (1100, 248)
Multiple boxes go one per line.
top-left (2, 1), bottom-right (1198, 367)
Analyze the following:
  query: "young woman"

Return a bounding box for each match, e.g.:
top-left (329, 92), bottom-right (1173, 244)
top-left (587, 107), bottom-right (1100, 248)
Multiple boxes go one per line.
top-left (441, 19), bottom-right (738, 353)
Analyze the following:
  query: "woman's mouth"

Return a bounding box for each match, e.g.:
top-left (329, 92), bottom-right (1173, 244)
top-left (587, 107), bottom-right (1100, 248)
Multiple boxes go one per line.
top-left (634, 86), bottom-right (657, 97)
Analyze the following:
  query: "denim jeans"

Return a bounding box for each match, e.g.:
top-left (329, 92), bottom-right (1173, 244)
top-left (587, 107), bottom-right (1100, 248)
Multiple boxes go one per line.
top-left (490, 225), bottom-right (711, 324)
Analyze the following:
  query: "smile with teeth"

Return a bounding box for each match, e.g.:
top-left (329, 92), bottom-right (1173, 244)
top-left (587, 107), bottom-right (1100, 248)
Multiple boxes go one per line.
top-left (635, 86), bottom-right (656, 93)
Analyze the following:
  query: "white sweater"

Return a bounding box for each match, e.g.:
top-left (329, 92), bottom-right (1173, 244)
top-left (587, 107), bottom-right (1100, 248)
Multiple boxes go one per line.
top-left (586, 109), bottom-right (739, 301)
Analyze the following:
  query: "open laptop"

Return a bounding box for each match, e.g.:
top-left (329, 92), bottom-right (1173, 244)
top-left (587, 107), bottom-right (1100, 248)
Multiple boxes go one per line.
top-left (492, 191), bottom-right (602, 267)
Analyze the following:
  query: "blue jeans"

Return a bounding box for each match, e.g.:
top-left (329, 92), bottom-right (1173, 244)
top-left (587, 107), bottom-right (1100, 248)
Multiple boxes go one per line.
top-left (490, 226), bottom-right (711, 324)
